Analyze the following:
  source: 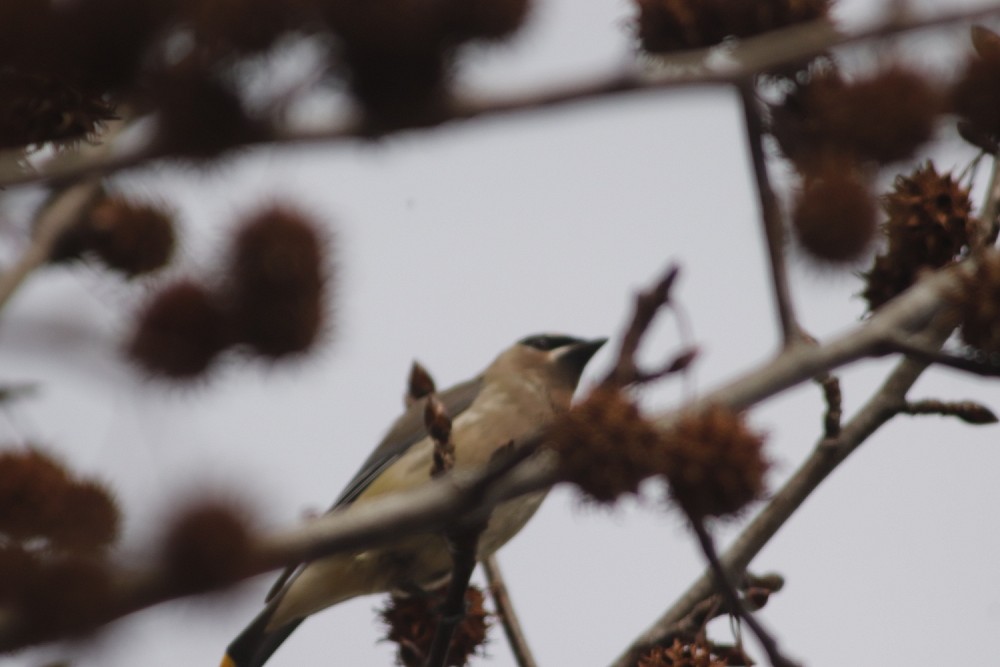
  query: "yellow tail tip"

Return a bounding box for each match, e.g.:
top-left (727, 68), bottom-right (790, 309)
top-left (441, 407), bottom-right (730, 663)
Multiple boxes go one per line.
top-left (220, 655), bottom-right (237, 667)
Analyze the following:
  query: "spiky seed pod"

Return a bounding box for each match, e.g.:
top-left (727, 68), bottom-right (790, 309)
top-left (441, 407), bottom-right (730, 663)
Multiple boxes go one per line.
top-left (381, 585), bottom-right (490, 667)
top-left (956, 250), bottom-right (1000, 353)
top-left (0, 449), bottom-right (73, 542)
top-left (344, 45), bottom-right (453, 133)
top-left (161, 501), bottom-right (254, 594)
top-left (772, 66), bottom-right (940, 168)
top-left (445, 0), bottom-right (532, 42)
top-left (178, 0), bottom-right (303, 55)
top-left (637, 638), bottom-right (729, 667)
top-left (792, 161), bottom-right (877, 265)
top-left (0, 543), bottom-right (40, 603)
top-left (0, 70), bottom-right (115, 150)
top-left (545, 388), bottom-right (662, 504)
top-left (822, 66), bottom-right (941, 165)
top-left (227, 205), bottom-right (328, 358)
top-left (45, 0), bottom-right (171, 92)
top-left (19, 555), bottom-right (113, 643)
top-left (658, 405), bottom-right (767, 520)
top-left (634, 0), bottom-right (830, 54)
top-left (48, 481), bottom-right (121, 552)
top-left (882, 164), bottom-right (973, 265)
top-left (85, 197), bottom-right (176, 277)
top-left (127, 280), bottom-right (230, 379)
top-left (150, 65), bottom-right (262, 158)
top-left (952, 28), bottom-right (1000, 143)
top-left (862, 163), bottom-right (974, 312)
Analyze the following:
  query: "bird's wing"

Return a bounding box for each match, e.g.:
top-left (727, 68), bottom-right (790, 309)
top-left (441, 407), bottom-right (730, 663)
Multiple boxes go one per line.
top-left (264, 375), bottom-right (483, 602)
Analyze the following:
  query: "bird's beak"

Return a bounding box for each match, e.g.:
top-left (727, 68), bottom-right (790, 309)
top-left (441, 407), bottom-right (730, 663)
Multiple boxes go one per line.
top-left (557, 337), bottom-right (607, 371)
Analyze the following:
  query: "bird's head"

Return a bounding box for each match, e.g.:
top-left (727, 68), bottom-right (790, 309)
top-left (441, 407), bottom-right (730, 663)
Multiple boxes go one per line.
top-left (485, 334), bottom-right (607, 406)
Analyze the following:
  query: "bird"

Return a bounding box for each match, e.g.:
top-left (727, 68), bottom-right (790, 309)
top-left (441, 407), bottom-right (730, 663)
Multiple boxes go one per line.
top-left (221, 333), bottom-right (606, 667)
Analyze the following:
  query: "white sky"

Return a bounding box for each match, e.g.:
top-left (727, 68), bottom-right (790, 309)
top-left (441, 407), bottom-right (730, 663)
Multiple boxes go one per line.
top-left (3, 1), bottom-right (1000, 666)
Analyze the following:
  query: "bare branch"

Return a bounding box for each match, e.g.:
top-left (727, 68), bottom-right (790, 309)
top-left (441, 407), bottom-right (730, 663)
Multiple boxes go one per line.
top-left (689, 520), bottom-right (799, 667)
top-left (484, 556), bottom-right (538, 667)
top-left (737, 80), bottom-right (800, 346)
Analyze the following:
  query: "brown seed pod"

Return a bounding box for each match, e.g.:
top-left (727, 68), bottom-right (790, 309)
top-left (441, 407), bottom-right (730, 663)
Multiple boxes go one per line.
top-left (178, 0), bottom-right (305, 55)
top-left (952, 29), bottom-right (1000, 143)
top-left (0, 70), bottom-right (115, 150)
top-left (792, 161), bottom-right (877, 265)
top-left (635, 0), bottom-right (831, 54)
top-left (47, 480), bottom-right (121, 552)
top-left (658, 405), bottom-right (768, 520)
top-left (956, 250), bottom-right (1000, 353)
top-left (380, 585), bottom-right (490, 667)
top-left (148, 64), bottom-right (263, 158)
top-left (227, 205), bottom-right (328, 358)
top-left (86, 197), bottom-right (176, 277)
top-left (862, 163), bottom-right (974, 312)
top-left (773, 65), bottom-right (940, 168)
top-left (637, 638), bottom-right (730, 667)
top-left (161, 500), bottom-right (254, 594)
top-left (19, 555), bottom-right (114, 643)
top-left (0, 448), bottom-right (74, 542)
top-left (445, 0), bottom-right (532, 42)
top-left (545, 388), bottom-right (662, 504)
top-left (127, 280), bottom-right (230, 379)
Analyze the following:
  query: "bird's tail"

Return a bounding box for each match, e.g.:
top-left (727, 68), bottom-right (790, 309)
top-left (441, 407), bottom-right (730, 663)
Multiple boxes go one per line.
top-left (221, 600), bottom-right (304, 667)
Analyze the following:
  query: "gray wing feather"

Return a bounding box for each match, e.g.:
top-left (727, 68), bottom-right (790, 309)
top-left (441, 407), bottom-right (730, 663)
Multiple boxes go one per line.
top-left (265, 376), bottom-right (483, 602)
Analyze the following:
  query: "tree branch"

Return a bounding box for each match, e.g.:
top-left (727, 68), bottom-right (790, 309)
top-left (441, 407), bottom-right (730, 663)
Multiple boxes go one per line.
top-left (2, 6), bottom-right (998, 190)
top-left (484, 555), bottom-right (538, 667)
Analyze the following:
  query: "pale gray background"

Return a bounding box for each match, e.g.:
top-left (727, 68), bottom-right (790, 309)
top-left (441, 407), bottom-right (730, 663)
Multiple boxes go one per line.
top-left (2, 1), bottom-right (1000, 665)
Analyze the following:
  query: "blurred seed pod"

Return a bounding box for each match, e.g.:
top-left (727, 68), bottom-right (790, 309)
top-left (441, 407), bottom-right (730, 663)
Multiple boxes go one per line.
top-left (545, 388), bottom-right (662, 504)
top-left (956, 250), bottom-right (1000, 353)
top-left (635, 0), bottom-right (831, 54)
top-left (0, 70), bottom-right (115, 150)
top-left (148, 64), bottom-right (265, 158)
top-left (161, 500), bottom-right (254, 594)
top-left (952, 26), bottom-right (1000, 147)
top-left (45, 0), bottom-right (172, 92)
top-left (381, 585), bottom-right (490, 667)
top-left (792, 160), bottom-right (877, 265)
top-left (659, 405), bottom-right (768, 520)
top-left (444, 0), bottom-right (532, 42)
top-left (342, 45), bottom-right (453, 133)
top-left (862, 163), bottom-right (974, 312)
top-left (127, 280), bottom-right (231, 379)
top-left (637, 638), bottom-right (730, 667)
top-left (178, 0), bottom-right (307, 56)
top-left (772, 65), bottom-right (941, 169)
top-left (85, 197), bottom-right (176, 277)
top-left (226, 205), bottom-right (329, 359)
top-left (0, 448), bottom-right (73, 542)
top-left (0, 448), bottom-right (121, 552)
top-left (49, 480), bottom-right (121, 552)
top-left (19, 555), bottom-right (114, 643)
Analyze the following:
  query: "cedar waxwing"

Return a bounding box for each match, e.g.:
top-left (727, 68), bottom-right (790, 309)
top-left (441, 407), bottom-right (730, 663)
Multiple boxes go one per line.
top-left (222, 334), bottom-right (606, 667)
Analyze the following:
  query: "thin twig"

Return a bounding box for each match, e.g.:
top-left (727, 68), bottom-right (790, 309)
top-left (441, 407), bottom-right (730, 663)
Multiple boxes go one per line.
top-left (737, 80), bottom-right (800, 345)
top-left (484, 556), bottom-right (538, 667)
top-left (0, 180), bottom-right (102, 313)
top-left (424, 525), bottom-right (483, 667)
top-left (902, 399), bottom-right (998, 424)
top-left (689, 520), bottom-right (799, 667)
top-left (880, 335), bottom-right (1000, 377)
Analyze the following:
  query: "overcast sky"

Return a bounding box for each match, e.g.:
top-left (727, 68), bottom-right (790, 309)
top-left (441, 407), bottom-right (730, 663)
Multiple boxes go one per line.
top-left (3, 1), bottom-right (1000, 666)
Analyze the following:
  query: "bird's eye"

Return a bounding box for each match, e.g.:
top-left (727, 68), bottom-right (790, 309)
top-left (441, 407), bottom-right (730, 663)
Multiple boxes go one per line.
top-left (518, 334), bottom-right (580, 351)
